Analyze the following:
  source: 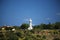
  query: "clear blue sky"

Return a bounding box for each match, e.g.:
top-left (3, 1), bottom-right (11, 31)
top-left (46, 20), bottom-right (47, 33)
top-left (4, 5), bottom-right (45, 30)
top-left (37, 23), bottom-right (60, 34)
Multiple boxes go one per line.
top-left (0, 0), bottom-right (60, 26)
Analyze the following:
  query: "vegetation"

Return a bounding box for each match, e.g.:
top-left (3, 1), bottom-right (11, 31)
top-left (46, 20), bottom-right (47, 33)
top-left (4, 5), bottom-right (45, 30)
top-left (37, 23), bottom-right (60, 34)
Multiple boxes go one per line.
top-left (34, 22), bottom-right (60, 29)
top-left (0, 22), bottom-right (60, 40)
top-left (20, 23), bottom-right (29, 29)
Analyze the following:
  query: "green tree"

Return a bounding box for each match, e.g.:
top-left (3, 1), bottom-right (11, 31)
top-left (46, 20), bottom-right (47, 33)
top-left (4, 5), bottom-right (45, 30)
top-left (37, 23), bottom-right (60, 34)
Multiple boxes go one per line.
top-left (20, 23), bottom-right (29, 29)
top-left (40, 24), bottom-right (47, 29)
top-left (33, 25), bottom-right (40, 29)
top-left (54, 22), bottom-right (60, 29)
top-left (46, 23), bottom-right (52, 29)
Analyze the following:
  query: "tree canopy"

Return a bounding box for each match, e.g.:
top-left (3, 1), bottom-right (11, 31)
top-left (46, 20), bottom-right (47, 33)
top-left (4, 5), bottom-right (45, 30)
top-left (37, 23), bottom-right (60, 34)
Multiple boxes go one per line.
top-left (20, 23), bottom-right (29, 29)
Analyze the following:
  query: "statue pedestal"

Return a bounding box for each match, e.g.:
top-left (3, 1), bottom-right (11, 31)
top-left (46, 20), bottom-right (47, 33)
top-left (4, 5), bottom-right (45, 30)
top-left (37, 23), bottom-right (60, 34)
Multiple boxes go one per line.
top-left (28, 27), bottom-right (33, 30)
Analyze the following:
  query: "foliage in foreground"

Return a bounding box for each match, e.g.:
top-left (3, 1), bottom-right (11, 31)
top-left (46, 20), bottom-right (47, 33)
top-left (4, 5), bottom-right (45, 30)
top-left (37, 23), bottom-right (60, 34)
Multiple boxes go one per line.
top-left (0, 22), bottom-right (60, 40)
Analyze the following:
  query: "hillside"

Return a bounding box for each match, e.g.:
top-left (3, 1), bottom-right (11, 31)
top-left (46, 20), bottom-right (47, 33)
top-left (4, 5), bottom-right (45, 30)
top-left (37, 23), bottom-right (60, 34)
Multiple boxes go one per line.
top-left (0, 22), bottom-right (60, 40)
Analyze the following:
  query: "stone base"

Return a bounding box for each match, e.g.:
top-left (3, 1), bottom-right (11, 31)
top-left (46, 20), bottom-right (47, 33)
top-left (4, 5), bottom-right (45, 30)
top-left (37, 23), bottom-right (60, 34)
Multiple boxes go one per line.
top-left (28, 27), bottom-right (33, 30)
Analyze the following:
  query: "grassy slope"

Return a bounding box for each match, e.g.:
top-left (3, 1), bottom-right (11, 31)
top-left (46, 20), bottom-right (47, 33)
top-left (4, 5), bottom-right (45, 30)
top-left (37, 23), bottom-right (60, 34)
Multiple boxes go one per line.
top-left (0, 29), bottom-right (60, 40)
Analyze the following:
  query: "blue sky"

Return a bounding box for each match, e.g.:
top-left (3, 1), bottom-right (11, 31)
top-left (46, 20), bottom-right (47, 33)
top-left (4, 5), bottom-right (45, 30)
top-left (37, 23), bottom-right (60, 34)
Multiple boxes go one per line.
top-left (0, 0), bottom-right (60, 26)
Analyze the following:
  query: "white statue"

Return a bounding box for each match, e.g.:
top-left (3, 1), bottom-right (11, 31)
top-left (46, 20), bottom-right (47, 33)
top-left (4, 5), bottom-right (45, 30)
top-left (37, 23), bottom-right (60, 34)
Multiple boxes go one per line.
top-left (28, 18), bottom-right (33, 30)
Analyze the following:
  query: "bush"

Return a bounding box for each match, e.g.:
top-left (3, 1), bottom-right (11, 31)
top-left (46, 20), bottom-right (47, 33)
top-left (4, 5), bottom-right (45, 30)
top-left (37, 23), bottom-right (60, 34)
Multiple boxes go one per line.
top-left (53, 38), bottom-right (60, 40)
top-left (42, 35), bottom-right (46, 39)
